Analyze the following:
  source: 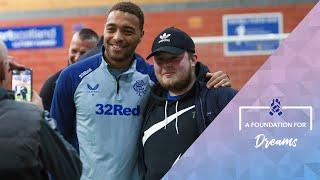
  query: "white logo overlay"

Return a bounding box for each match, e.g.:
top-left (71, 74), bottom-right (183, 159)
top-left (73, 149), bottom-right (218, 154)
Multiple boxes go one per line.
top-left (238, 100), bottom-right (313, 149)
top-left (158, 33), bottom-right (171, 43)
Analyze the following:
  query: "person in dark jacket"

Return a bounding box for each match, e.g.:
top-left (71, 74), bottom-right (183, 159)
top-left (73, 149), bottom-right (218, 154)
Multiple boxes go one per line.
top-left (0, 39), bottom-right (82, 180)
top-left (40, 28), bottom-right (99, 111)
top-left (140, 27), bottom-right (237, 179)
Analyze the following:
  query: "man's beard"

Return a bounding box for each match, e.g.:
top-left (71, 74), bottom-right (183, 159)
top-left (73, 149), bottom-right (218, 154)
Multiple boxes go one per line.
top-left (104, 43), bottom-right (136, 64)
top-left (158, 67), bottom-right (193, 93)
top-left (105, 48), bottom-right (132, 62)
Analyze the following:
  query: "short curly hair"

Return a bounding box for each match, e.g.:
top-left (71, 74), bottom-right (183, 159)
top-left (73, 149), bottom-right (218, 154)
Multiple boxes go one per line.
top-left (107, 2), bottom-right (144, 30)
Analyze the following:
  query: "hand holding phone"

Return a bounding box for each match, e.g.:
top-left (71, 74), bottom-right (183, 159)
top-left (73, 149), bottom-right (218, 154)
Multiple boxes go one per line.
top-left (31, 89), bottom-right (44, 109)
top-left (12, 69), bottom-right (32, 102)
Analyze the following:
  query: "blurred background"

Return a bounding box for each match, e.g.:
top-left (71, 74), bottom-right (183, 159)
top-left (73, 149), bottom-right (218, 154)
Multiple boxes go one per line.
top-left (0, 0), bottom-right (317, 91)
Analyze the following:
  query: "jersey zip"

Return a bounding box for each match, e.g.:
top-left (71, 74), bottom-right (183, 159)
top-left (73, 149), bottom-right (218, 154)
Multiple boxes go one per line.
top-left (116, 75), bottom-right (121, 94)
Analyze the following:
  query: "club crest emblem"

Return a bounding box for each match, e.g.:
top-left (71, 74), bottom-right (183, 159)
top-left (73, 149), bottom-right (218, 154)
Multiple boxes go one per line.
top-left (269, 98), bottom-right (283, 116)
top-left (133, 80), bottom-right (147, 96)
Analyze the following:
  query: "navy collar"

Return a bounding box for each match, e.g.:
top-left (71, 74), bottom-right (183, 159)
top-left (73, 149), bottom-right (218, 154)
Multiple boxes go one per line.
top-left (166, 92), bottom-right (181, 101)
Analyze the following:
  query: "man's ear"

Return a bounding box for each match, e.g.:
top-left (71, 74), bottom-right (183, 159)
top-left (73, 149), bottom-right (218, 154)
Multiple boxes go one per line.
top-left (138, 30), bottom-right (144, 43)
top-left (191, 54), bottom-right (198, 67)
top-left (0, 60), bottom-right (7, 87)
top-left (0, 60), bottom-right (5, 81)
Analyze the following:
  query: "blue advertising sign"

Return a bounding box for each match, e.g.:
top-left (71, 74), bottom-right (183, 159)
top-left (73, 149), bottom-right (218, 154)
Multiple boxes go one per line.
top-left (0, 25), bottom-right (64, 50)
top-left (223, 13), bottom-right (283, 56)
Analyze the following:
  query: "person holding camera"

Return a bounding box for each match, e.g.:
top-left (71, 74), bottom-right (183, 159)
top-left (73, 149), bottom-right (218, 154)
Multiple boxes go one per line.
top-left (0, 39), bottom-right (82, 180)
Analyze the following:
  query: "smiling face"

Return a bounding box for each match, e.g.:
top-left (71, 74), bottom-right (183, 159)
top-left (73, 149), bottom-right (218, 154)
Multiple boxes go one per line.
top-left (154, 52), bottom-right (197, 95)
top-left (103, 10), bottom-right (143, 68)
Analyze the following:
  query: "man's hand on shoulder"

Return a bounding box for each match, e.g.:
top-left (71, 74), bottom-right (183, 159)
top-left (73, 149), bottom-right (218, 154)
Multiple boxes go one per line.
top-left (206, 71), bottom-right (231, 89)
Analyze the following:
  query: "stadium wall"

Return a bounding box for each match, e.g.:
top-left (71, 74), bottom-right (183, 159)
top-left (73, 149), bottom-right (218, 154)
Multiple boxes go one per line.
top-left (0, 3), bottom-right (313, 91)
